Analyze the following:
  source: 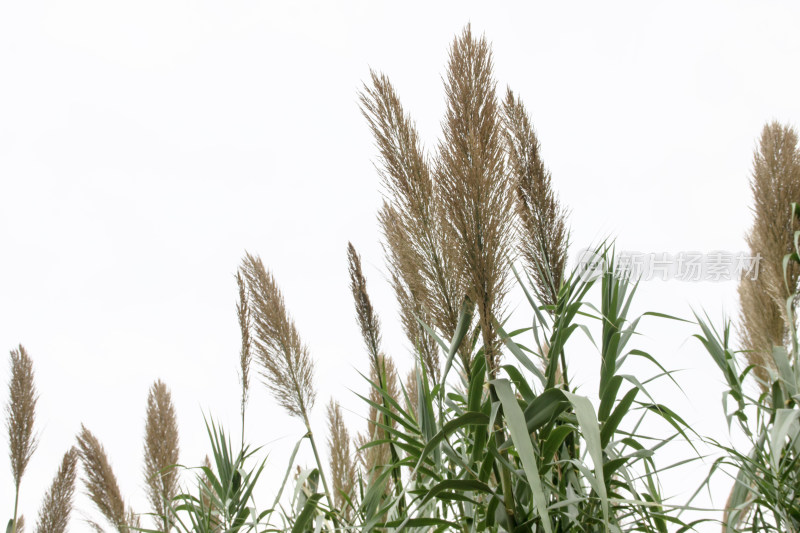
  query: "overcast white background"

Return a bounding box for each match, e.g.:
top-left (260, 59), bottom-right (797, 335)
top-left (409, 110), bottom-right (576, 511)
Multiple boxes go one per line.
top-left (2, 2), bottom-right (800, 531)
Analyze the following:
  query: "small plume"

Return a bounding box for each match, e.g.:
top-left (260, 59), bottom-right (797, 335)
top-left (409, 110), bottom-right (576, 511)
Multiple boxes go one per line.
top-left (347, 242), bottom-right (383, 368)
top-left (198, 455), bottom-right (215, 513)
top-left (404, 367), bottom-right (419, 420)
top-left (503, 89), bottom-right (569, 308)
top-left (237, 270), bottom-right (252, 419)
top-left (356, 354), bottom-right (399, 479)
top-left (738, 122), bottom-right (800, 385)
top-left (34, 447), bottom-right (78, 533)
top-left (326, 399), bottom-right (356, 514)
top-left (6, 345), bottom-right (38, 489)
top-left (437, 25), bottom-right (514, 374)
top-left (14, 516), bottom-right (24, 533)
top-left (143, 380), bottom-right (180, 531)
top-left (76, 425), bottom-right (135, 533)
top-left (240, 252), bottom-right (316, 420)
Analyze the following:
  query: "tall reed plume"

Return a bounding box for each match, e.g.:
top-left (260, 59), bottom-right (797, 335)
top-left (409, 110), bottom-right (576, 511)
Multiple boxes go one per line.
top-left (239, 252), bottom-right (338, 526)
top-left (437, 25), bottom-right (514, 375)
top-left (360, 70), bottom-right (467, 378)
top-left (240, 253), bottom-right (315, 419)
top-left (143, 380), bottom-right (180, 532)
top-left (34, 447), bottom-right (78, 533)
top-left (738, 122), bottom-right (800, 385)
top-left (6, 345), bottom-right (38, 533)
top-left (503, 89), bottom-right (569, 308)
top-left (76, 425), bottom-right (137, 533)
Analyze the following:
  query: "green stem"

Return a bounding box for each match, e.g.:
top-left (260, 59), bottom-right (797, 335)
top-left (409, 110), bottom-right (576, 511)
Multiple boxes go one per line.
top-left (303, 414), bottom-right (341, 530)
top-left (481, 317), bottom-right (518, 530)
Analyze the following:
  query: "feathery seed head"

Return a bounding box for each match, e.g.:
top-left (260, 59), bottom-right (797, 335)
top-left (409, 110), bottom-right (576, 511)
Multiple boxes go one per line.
top-left (76, 425), bottom-right (134, 533)
top-left (143, 380), bottom-right (180, 529)
top-left (503, 89), bottom-right (569, 308)
top-left (237, 270), bottom-right (252, 415)
top-left (347, 242), bottom-right (383, 368)
top-left (738, 122), bottom-right (800, 384)
top-left (6, 344), bottom-right (38, 488)
top-left (326, 399), bottom-right (356, 514)
top-left (240, 252), bottom-right (316, 419)
top-left (34, 447), bottom-right (78, 533)
top-left (437, 25), bottom-right (514, 373)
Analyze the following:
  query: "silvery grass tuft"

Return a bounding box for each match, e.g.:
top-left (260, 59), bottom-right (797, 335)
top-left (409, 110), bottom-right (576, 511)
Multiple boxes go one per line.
top-left (143, 380), bottom-right (180, 533)
top-left (738, 122), bottom-right (800, 387)
top-left (6, 345), bottom-right (37, 533)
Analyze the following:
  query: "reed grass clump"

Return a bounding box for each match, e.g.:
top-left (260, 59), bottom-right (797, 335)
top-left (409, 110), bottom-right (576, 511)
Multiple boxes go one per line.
top-left (5, 24), bottom-right (800, 533)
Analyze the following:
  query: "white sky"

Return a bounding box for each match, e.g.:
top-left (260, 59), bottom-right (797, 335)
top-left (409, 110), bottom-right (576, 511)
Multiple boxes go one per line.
top-left (2, 1), bottom-right (800, 531)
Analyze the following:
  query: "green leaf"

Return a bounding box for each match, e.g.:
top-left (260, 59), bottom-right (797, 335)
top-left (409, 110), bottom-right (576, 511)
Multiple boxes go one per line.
top-left (291, 493), bottom-right (323, 533)
top-left (492, 379), bottom-right (552, 533)
top-left (563, 391), bottom-right (609, 530)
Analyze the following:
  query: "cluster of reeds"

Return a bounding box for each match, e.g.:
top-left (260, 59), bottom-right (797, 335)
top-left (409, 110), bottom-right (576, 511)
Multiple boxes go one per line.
top-left (4, 346), bottom-right (181, 532)
top-left (6, 24), bottom-right (800, 533)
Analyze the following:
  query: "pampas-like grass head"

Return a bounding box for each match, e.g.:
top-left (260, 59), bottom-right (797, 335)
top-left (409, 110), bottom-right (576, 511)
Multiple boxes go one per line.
top-left (76, 425), bottom-right (136, 533)
top-left (240, 252), bottom-right (316, 419)
top-left (503, 89), bottom-right (569, 309)
top-left (34, 447), bottom-right (78, 533)
top-left (738, 122), bottom-right (800, 385)
top-left (6, 345), bottom-right (38, 489)
top-left (437, 25), bottom-right (514, 373)
top-left (143, 380), bottom-right (180, 530)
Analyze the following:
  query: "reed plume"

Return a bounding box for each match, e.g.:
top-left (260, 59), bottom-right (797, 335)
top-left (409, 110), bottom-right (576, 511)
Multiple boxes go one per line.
top-left (347, 242), bottom-right (383, 368)
top-left (239, 252), bottom-right (338, 527)
top-left (503, 89), bottom-right (569, 308)
top-left (435, 25), bottom-right (520, 528)
top-left (143, 380), bottom-right (180, 532)
top-left (361, 70), bottom-right (468, 377)
top-left (738, 122), bottom-right (800, 385)
top-left (6, 345), bottom-right (38, 533)
top-left (437, 24), bottom-right (514, 376)
top-left (13, 516), bottom-right (24, 533)
top-left (240, 253), bottom-right (315, 419)
top-left (34, 447), bottom-right (78, 533)
top-left (346, 242), bottom-right (408, 508)
top-left (326, 399), bottom-right (355, 515)
top-left (236, 270), bottom-right (252, 431)
top-left (76, 425), bottom-right (136, 533)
